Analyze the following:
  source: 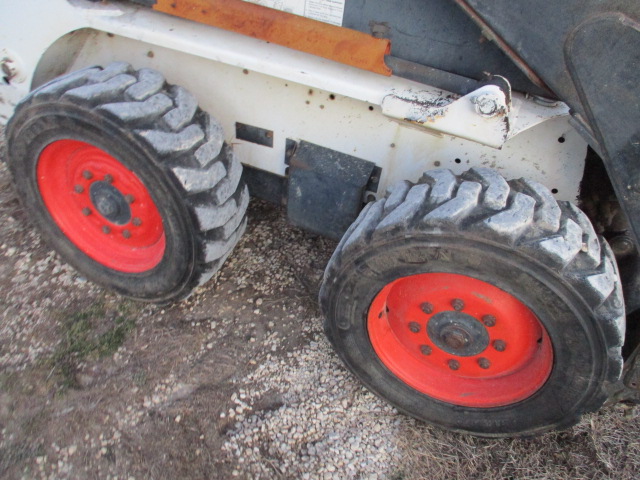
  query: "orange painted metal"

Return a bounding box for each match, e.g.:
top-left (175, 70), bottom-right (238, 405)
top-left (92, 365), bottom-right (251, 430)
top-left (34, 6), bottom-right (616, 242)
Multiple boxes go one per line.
top-left (153, 0), bottom-right (392, 76)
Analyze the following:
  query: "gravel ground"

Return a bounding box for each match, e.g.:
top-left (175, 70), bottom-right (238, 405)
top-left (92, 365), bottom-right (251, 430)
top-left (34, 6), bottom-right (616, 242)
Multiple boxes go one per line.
top-left (1, 127), bottom-right (640, 479)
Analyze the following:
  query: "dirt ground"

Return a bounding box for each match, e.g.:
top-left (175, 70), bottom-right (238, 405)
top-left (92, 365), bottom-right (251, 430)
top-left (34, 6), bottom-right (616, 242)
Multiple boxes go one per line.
top-left (1, 128), bottom-right (640, 479)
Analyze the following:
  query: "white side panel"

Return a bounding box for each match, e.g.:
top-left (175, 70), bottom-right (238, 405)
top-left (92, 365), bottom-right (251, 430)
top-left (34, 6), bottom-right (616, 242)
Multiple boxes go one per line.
top-left (64, 33), bottom-right (586, 201)
top-left (0, 0), bottom-right (586, 200)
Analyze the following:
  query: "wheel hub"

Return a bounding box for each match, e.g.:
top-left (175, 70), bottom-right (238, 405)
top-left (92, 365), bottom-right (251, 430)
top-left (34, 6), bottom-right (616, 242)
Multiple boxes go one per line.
top-left (367, 272), bottom-right (554, 407)
top-left (37, 139), bottom-right (166, 273)
top-left (90, 181), bottom-right (131, 225)
top-left (427, 311), bottom-right (489, 357)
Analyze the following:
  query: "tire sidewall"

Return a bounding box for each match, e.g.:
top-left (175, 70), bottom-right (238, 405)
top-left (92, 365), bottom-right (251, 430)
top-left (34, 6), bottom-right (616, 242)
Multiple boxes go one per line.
top-left (7, 101), bottom-right (197, 301)
top-left (323, 233), bottom-right (610, 436)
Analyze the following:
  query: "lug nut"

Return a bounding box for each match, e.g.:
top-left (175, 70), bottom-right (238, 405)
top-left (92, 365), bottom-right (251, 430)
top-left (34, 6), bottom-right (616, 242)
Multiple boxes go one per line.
top-left (74, 184), bottom-right (84, 194)
top-left (482, 315), bottom-right (496, 327)
top-left (122, 229), bottom-right (131, 239)
top-left (132, 217), bottom-right (142, 227)
top-left (420, 345), bottom-right (432, 356)
top-left (451, 298), bottom-right (464, 311)
top-left (82, 170), bottom-right (93, 180)
top-left (82, 207), bottom-right (92, 216)
top-left (478, 357), bottom-right (491, 369)
top-left (102, 225), bottom-right (111, 234)
top-left (493, 339), bottom-right (506, 352)
top-left (448, 359), bottom-right (460, 371)
top-left (420, 302), bottom-right (434, 314)
top-left (104, 174), bottom-right (114, 184)
top-left (124, 194), bottom-right (135, 204)
top-left (408, 322), bottom-right (421, 333)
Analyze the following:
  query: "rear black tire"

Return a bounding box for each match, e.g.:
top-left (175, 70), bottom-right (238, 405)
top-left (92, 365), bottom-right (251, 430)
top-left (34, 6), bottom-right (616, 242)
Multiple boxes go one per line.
top-left (320, 168), bottom-right (625, 436)
top-left (6, 62), bottom-right (248, 302)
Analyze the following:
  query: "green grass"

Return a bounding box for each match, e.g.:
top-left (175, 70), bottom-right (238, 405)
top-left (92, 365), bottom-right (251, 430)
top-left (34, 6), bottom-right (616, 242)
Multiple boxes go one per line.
top-left (47, 298), bottom-right (137, 390)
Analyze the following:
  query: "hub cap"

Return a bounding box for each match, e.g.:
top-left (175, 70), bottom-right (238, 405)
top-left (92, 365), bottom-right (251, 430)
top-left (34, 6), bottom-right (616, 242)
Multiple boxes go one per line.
top-left (367, 272), bottom-right (553, 407)
top-left (37, 140), bottom-right (166, 273)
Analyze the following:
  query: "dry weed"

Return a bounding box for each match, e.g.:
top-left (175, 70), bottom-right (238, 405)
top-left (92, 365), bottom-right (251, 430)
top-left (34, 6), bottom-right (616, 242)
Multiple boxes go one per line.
top-left (394, 405), bottom-right (640, 480)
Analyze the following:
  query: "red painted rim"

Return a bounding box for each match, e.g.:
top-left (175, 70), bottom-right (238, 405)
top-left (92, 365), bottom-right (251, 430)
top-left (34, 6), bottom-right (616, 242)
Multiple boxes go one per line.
top-left (37, 139), bottom-right (166, 273)
top-left (367, 273), bottom-right (553, 407)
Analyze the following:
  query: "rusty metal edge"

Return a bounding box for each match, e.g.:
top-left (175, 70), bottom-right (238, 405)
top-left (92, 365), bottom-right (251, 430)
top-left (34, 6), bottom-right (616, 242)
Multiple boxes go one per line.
top-left (153, 0), bottom-right (392, 76)
top-left (451, 0), bottom-right (553, 95)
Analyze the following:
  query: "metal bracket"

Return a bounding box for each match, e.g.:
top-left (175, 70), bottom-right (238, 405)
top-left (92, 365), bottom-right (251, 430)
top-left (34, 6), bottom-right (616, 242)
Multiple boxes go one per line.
top-left (381, 77), bottom-right (570, 149)
top-left (381, 84), bottom-right (510, 148)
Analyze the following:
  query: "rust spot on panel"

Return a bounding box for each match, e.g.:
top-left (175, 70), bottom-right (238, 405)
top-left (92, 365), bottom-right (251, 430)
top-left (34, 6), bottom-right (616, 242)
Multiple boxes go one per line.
top-left (153, 0), bottom-right (392, 76)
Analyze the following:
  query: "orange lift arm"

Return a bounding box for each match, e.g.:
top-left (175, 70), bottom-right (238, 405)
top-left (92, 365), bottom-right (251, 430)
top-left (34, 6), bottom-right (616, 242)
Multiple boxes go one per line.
top-left (152, 0), bottom-right (392, 76)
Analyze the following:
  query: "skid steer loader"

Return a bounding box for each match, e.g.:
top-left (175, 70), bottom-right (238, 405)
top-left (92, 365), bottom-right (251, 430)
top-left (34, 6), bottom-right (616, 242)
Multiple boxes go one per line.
top-left (1, 0), bottom-right (639, 436)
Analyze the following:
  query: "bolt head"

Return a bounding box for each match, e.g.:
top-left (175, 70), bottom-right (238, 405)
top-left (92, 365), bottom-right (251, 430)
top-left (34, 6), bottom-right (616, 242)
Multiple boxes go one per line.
top-left (122, 229), bottom-right (131, 239)
top-left (124, 194), bottom-right (135, 204)
top-left (493, 339), bottom-right (506, 352)
top-left (448, 359), bottom-right (460, 371)
top-left (478, 357), bottom-right (491, 369)
top-left (82, 170), bottom-right (93, 180)
top-left (482, 315), bottom-right (496, 327)
top-left (420, 345), bottom-right (432, 356)
top-left (74, 184), bottom-right (84, 194)
top-left (132, 217), bottom-right (142, 227)
top-left (420, 302), bottom-right (434, 314)
top-left (472, 93), bottom-right (504, 118)
top-left (104, 174), bottom-right (114, 184)
top-left (451, 299), bottom-right (464, 311)
top-left (82, 207), bottom-right (92, 216)
top-left (408, 322), bottom-right (421, 333)
top-left (102, 225), bottom-right (111, 234)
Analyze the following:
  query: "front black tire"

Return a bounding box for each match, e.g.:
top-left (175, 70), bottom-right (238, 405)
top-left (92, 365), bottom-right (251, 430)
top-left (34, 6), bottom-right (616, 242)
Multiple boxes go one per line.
top-left (320, 168), bottom-right (625, 436)
top-left (6, 62), bottom-right (248, 302)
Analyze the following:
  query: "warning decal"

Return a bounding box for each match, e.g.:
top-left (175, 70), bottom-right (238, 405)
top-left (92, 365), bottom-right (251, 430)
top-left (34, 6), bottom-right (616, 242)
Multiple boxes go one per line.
top-left (243, 0), bottom-right (345, 26)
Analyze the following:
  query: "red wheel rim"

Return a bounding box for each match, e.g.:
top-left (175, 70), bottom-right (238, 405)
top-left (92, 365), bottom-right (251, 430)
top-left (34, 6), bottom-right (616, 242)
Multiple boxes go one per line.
top-left (37, 139), bottom-right (166, 273)
top-left (368, 273), bottom-right (553, 407)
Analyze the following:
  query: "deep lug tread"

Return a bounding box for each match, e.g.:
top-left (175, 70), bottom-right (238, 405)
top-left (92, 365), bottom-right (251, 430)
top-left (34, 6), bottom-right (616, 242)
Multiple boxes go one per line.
top-left (376, 184), bottom-right (431, 235)
top-left (565, 202), bottom-right (601, 269)
top-left (171, 160), bottom-right (226, 194)
top-left (480, 192), bottom-right (536, 243)
top-left (524, 218), bottom-right (582, 268)
top-left (125, 68), bottom-right (165, 101)
top-left (63, 74), bottom-right (137, 105)
top-left (194, 186), bottom-right (245, 231)
top-left (382, 180), bottom-right (412, 217)
top-left (574, 255), bottom-right (617, 308)
top-left (221, 185), bottom-right (250, 237)
top-left (422, 181), bottom-right (481, 228)
top-left (462, 167), bottom-right (509, 210)
top-left (135, 124), bottom-right (205, 155)
top-left (204, 216), bottom-right (248, 263)
top-left (194, 117), bottom-right (225, 168)
top-left (419, 169), bottom-right (457, 205)
top-left (163, 85), bottom-right (198, 131)
top-left (98, 93), bottom-right (173, 124)
top-left (510, 178), bottom-right (561, 236)
top-left (34, 67), bottom-right (100, 100)
top-left (211, 150), bottom-right (243, 204)
top-left (87, 61), bottom-right (132, 83)
top-left (342, 200), bottom-right (386, 259)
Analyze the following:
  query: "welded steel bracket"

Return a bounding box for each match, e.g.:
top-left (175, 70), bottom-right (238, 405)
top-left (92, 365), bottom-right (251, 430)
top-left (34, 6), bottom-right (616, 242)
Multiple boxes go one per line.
top-left (381, 81), bottom-right (569, 149)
